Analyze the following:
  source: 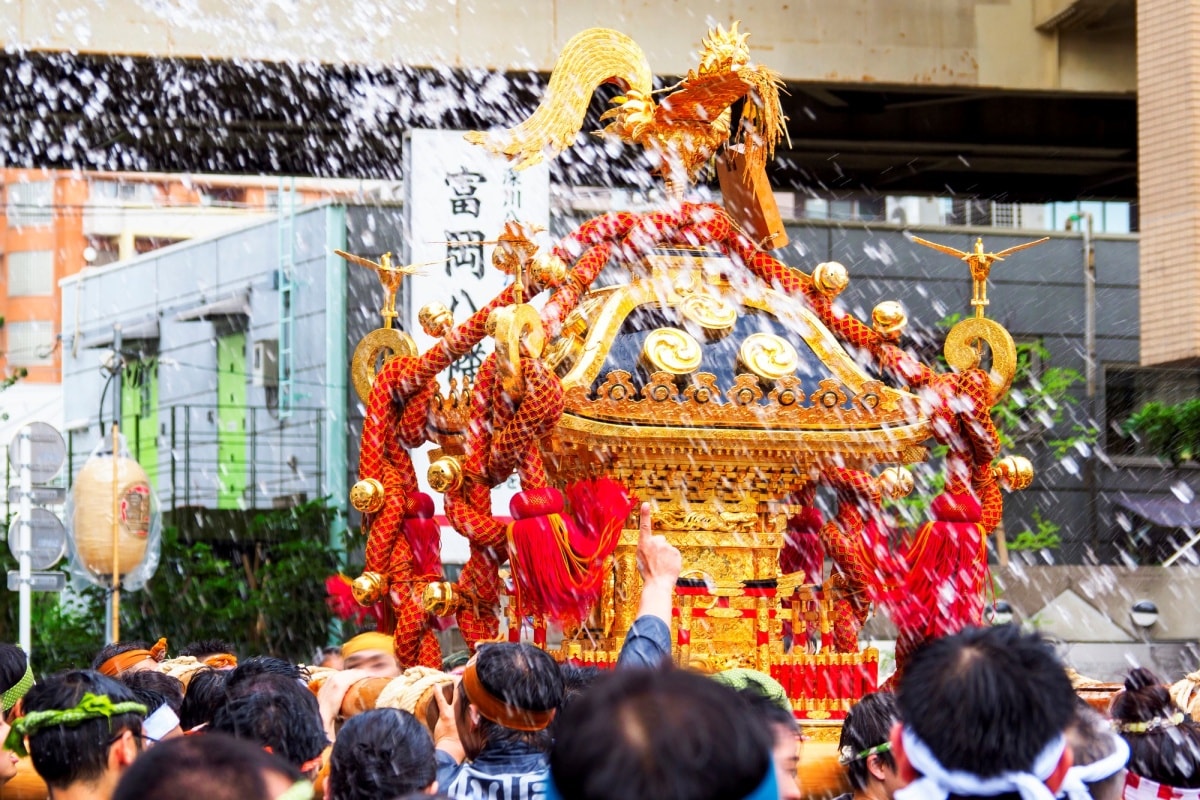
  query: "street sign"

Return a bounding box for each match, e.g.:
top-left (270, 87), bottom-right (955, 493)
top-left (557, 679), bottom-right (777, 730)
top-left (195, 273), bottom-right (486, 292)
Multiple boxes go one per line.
top-left (6, 570), bottom-right (65, 592)
top-left (7, 486), bottom-right (66, 505)
top-left (7, 422), bottom-right (66, 483)
top-left (7, 508), bottom-right (67, 570)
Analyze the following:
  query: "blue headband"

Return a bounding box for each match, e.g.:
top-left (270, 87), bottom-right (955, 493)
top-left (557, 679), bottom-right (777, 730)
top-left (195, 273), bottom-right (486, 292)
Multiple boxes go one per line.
top-left (545, 759), bottom-right (780, 800)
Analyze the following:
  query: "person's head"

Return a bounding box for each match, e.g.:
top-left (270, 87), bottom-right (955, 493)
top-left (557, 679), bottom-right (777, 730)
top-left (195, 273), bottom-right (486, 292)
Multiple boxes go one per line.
top-left (177, 639), bottom-right (239, 669)
top-left (226, 656), bottom-right (307, 688)
top-left (0, 643), bottom-right (32, 717)
top-left (893, 626), bottom-right (1075, 793)
top-left (179, 668), bottom-right (229, 732)
top-left (93, 640), bottom-right (164, 677)
top-left (1112, 667), bottom-right (1200, 789)
top-left (119, 669), bottom-right (185, 743)
top-left (326, 708), bottom-right (437, 800)
top-left (1064, 700), bottom-right (1129, 800)
top-left (210, 672), bottom-right (328, 776)
top-left (839, 692), bottom-right (902, 800)
top-left (112, 731), bottom-right (305, 800)
top-left (341, 633), bottom-right (400, 677)
top-left (737, 686), bottom-right (801, 800)
top-left (119, 670), bottom-right (183, 714)
top-left (456, 643), bottom-right (563, 760)
top-left (316, 646), bottom-right (344, 671)
top-left (557, 663), bottom-right (600, 717)
top-left (550, 667), bottom-right (777, 800)
top-left (12, 669), bottom-right (147, 793)
top-left (0, 644), bottom-right (32, 784)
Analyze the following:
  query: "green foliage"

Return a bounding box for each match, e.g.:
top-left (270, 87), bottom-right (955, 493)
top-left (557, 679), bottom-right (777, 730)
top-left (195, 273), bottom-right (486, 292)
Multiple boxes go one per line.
top-left (0, 580), bottom-right (106, 676)
top-left (1007, 509), bottom-right (1063, 552)
top-left (121, 499), bottom-right (339, 663)
top-left (1124, 398), bottom-right (1200, 465)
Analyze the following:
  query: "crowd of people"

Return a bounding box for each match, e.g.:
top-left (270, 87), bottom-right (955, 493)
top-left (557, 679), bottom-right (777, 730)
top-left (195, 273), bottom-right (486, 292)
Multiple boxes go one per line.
top-left (0, 505), bottom-right (1197, 800)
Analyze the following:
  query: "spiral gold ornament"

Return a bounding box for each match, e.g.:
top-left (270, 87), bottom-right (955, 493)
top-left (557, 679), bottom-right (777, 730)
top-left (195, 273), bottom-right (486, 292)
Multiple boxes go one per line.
top-left (679, 294), bottom-right (738, 333)
top-left (993, 456), bottom-right (1034, 491)
top-left (351, 328), bottom-right (418, 404)
top-left (943, 316), bottom-right (1018, 402)
top-left (812, 262), bottom-right (849, 297)
top-left (738, 333), bottom-right (799, 381)
top-left (642, 328), bottom-right (703, 375)
top-left (350, 478), bottom-right (387, 513)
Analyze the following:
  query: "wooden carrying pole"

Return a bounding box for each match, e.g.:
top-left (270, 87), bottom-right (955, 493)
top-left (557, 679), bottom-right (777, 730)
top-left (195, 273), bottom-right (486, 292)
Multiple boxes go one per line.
top-left (111, 422), bottom-right (120, 641)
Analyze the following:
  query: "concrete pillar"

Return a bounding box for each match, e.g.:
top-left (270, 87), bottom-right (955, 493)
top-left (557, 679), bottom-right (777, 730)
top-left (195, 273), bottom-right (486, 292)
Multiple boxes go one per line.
top-left (1138, 0), bottom-right (1200, 365)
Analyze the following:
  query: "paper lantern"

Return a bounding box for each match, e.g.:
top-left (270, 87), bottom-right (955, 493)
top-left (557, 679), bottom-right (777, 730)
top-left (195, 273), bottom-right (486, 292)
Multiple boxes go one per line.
top-left (70, 446), bottom-right (151, 580)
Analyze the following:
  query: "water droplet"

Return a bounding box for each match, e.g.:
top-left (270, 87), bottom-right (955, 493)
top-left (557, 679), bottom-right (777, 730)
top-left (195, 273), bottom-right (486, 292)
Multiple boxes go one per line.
top-left (1172, 481), bottom-right (1195, 503)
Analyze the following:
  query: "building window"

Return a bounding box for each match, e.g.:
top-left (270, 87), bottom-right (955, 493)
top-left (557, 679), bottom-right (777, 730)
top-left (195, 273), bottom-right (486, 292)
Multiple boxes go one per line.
top-left (5, 181), bottom-right (54, 227)
top-left (89, 180), bottom-right (157, 205)
top-left (6, 250), bottom-right (55, 296)
top-left (1104, 365), bottom-right (1200, 457)
top-left (6, 321), bottom-right (56, 366)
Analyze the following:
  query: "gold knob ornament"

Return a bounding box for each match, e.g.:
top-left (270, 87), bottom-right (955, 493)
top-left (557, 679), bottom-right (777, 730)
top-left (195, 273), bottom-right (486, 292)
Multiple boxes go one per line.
top-left (423, 581), bottom-right (458, 616)
top-left (812, 262), bottom-right (849, 297)
top-left (872, 301), bottom-right (907, 339)
top-left (350, 478), bottom-right (386, 513)
top-left (351, 572), bottom-right (387, 606)
top-left (878, 467), bottom-right (914, 498)
top-left (428, 456), bottom-right (464, 494)
top-left (993, 456), bottom-right (1034, 491)
top-left (419, 303), bottom-right (454, 338)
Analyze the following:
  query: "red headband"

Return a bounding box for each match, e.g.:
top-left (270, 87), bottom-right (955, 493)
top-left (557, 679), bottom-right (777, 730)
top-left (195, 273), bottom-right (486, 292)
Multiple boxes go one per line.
top-left (98, 638), bottom-right (167, 677)
top-left (461, 663), bottom-right (556, 732)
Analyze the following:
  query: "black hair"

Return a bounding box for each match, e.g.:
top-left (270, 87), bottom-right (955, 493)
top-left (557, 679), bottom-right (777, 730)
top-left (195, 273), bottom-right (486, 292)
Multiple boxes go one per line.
top-left (896, 625), bottom-right (1075, 778)
top-left (839, 692), bottom-right (899, 791)
top-left (0, 643), bottom-right (28, 691)
top-left (1067, 699), bottom-right (1128, 800)
top-left (119, 669), bottom-right (184, 715)
top-left (558, 662), bottom-right (601, 718)
top-left (225, 655), bottom-right (307, 688)
top-left (91, 640), bottom-right (152, 671)
top-left (22, 669), bottom-right (146, 790)
top-left (550, 667), bottom-right (775, 800)
top-left (327, 708), bottom-right (437, 800)
top-left (177, 639), bottom-right (238, 659)
top-left (209, 672), bottom-right (328, 769)
top-left (392, 794), bottom-right (451, 800)
top-left (463, 643), bottom-right (563, 754)
top-left (112, 731), bottom-right (302, 800)
top-left (1112, 667), bottom-right (1200, 788)
top-left (737, 686), bottom-right (798, 734)
top-left (179, 668), bottom-right (229, 732)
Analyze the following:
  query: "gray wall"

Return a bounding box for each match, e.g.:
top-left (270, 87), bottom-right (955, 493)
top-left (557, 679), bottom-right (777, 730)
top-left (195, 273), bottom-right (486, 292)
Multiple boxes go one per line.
top-left (61, 206), bottom-right (333, 511)
top-left (781, 220), bottom-right (1176, 562)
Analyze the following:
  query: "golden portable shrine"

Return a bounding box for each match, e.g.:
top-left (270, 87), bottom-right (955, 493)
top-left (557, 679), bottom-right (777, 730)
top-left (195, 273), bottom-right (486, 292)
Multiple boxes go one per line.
top-left (342, 23), bottom-right (1039, 729)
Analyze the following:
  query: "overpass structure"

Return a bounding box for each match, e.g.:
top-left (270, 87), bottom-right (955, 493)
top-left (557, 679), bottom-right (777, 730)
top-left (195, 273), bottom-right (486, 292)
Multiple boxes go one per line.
top-left (3, 0), bottom-right (1199, 366)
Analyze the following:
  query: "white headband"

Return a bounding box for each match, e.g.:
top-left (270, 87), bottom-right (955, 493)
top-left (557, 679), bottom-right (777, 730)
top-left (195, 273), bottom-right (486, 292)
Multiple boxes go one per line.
top-left (142, 705), bottom-right (180, 743)
top-left (1058, 734), bottom-right (1129, 800)
top-left (895, 726), bottom-right (1067, 800)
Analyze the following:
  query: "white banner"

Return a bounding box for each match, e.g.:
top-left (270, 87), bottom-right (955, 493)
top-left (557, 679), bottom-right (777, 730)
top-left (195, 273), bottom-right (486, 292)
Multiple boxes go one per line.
top-left (402, 129), bottom-right (551, 560)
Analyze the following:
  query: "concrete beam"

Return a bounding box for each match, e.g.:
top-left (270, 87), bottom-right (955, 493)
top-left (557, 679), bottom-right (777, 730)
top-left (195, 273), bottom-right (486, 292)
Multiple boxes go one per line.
top-left (0, 0), bottom-right (1134, 94)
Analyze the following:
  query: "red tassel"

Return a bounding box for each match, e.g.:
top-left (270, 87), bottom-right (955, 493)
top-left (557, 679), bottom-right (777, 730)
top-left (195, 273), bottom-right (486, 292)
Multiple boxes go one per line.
top-left (781, 507), bottom-right (824, 582)
top-left (325, 574), bottom-right (385, 629)
top-left (506, 479), bottom-right (633, 625)
top-left (887, 492), bottom-right (986, 638)
top-left (404, 492), bottom-right (443, 579)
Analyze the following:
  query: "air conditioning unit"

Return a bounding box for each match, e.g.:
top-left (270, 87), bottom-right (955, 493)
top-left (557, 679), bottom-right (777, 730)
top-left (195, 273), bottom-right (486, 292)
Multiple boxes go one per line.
top-left (251, 339), bottom-right (279, 387)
